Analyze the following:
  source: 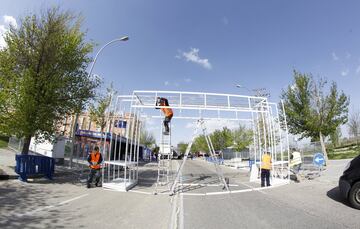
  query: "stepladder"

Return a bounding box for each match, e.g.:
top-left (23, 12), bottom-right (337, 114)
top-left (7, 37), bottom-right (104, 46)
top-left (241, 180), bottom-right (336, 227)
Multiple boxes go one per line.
top-left (169, 119), bottom-right (230, 195)
top-left (154, 123), bottom-right (173, 194)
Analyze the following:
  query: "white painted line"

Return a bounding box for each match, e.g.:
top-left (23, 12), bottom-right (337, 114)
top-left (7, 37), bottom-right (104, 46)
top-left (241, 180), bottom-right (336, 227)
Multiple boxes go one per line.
top-left (169, 194), bottom-right (178, 229)
top-left (181, 193), bottom-right (206, 196)
top-left (229, 188), bottom-right (253, 194)
top-left (129, 190), bottom-right (153, 195)
top-left (205, 191), bottom-right (231, 196)
top-left (179, 192), bottom-right (184, 229)
top-left (58, 194), bottom-right (89, 205)
top-left (13, 194), bottom-right (89, 218)
top-left (178, 183), bottom-right (239, 187)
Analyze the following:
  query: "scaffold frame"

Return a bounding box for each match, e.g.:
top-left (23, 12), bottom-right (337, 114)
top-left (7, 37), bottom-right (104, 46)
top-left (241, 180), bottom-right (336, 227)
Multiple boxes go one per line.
top-left (101, 90), bottom-right (291, 192)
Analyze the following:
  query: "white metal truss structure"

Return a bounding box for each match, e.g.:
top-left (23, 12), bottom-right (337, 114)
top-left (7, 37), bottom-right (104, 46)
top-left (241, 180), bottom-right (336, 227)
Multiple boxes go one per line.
top-left (102, 90), bottom-right (290, 192)
top-left (101, 95), bottom-right (143, 191)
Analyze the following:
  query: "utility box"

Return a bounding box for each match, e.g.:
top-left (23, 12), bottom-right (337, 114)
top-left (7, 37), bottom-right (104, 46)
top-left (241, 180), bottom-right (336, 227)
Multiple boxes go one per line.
top-left (29, 137), bottom-right (66, 165)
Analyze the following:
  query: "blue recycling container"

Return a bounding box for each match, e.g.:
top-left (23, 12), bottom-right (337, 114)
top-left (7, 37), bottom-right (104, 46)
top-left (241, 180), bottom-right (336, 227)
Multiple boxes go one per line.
top-left (15, 154), bottom-right (55, 182)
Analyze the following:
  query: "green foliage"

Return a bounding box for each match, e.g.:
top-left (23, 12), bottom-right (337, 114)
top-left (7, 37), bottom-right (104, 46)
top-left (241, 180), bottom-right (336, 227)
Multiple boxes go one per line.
top-left (190, 125), bottom-right (252, 153)
top-left (232, 125), bottom-right (253, 152)
top-left (140, 129), bottom-right (156, 148)
top-left (330, 127), bottom-right (342, 147)
top-left (89, 85), bottom-right (114, 132)
top-left (0, 7), bottom-right (100, 153)
top-left (210, 127), bottom-right (233, 151)
top-left (280, 70), bottom-right (349, 162)
top-left (280, 70), bottom-right (349, 140)
top-left (191, 134), bottom-right (208, 153)
top-left (177, 142), bottom-right (188, 154)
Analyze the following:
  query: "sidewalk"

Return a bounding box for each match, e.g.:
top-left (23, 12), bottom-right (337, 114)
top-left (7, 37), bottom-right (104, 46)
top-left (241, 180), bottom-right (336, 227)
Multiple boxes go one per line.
top-left (0, 148), bottom-right (18, 179)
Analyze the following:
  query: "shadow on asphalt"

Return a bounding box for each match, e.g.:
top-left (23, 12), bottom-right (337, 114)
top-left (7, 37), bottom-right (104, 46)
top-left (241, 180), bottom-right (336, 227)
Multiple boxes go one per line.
top-left (326, 186), bottom-right (351, 208)
top-left (0, 181), bottom-right (86, 229)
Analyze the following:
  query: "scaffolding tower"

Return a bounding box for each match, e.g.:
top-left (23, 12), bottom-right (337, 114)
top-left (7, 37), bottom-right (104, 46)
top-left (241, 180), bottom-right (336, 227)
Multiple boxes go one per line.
top-left (101, 90), bottom-right (290, 193)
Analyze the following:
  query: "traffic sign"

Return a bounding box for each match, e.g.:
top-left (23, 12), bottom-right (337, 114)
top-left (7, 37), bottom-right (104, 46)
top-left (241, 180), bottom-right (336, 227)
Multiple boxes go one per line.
top-left (313, 153), bottom-right (325, 166)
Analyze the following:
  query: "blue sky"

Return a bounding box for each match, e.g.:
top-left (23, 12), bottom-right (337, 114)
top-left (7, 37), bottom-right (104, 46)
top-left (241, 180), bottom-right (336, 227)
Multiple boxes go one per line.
top-left (1, 0), bottom-right (360, 144)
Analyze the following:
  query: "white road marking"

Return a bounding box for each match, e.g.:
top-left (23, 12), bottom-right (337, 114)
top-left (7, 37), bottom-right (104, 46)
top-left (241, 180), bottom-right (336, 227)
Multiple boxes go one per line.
top-left (13, 194), bottom-right (89, 218)
top-left (128, 190), bottom-right (153, 195)
top-left (179, 193), bottom-right (184, 229)
top-left (240, 182), bottom-right (267, 194)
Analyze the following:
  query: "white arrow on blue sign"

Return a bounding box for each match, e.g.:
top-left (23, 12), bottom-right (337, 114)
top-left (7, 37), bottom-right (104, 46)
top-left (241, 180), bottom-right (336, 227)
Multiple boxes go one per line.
top-left (313, 153), bottom-right (325, 166)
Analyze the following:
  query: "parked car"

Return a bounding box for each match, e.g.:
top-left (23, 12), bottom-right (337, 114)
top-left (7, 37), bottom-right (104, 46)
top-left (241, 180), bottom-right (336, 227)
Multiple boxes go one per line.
top-left (171, 150), bottom-right (183, 160)
top-left (339, 154), bottom-right (360, 210)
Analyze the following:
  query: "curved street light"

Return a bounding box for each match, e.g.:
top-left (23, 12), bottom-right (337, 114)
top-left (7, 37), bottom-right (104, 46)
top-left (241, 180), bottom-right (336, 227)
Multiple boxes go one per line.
top-left (88, 36), bottom-right (129, 78)
top-left (70, 36), bottom-right (129, 168)
top-left (236, 84), bottom-right (253, 94)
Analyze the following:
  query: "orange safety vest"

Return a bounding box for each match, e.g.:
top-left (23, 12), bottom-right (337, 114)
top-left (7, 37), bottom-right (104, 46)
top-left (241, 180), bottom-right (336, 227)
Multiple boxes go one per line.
top-left (261, 154), bottom-right (272, 170)
top-left (90, 152), bottom-right (101, 169)
top-left (160, 101), bottom-right (173, 117)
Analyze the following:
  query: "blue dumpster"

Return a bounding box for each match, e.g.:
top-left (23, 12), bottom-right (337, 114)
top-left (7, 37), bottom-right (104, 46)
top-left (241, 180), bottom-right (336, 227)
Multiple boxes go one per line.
top-left (15, 154), bottom-right (55, 182)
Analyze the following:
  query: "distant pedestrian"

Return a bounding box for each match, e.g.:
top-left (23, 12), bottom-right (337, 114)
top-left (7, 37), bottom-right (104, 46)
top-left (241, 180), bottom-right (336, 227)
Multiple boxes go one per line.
top-left (87, 146), bottom-right (103, 188)
top-left (290, 148), bottom-right (302, 182)
top-left (261, 151), bottom-right (272, 187)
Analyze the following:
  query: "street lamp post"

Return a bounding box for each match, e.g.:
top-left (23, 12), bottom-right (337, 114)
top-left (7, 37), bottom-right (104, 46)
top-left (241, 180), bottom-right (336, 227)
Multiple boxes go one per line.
top-left (87, 36), bottom-right (129, 78)
top-left (236, 84), bottom-right (270, 98)
top-left (69, 36), bottom-right (129, 168)
top-left (236, 84), bottom-right (253, 95)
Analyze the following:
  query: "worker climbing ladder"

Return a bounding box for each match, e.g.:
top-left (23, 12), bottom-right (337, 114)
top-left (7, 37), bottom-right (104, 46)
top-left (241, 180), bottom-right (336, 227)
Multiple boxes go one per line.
top-left (154, 124), bottom-right (173, 193)
top-left (170, 119), bottom-right (230, 195)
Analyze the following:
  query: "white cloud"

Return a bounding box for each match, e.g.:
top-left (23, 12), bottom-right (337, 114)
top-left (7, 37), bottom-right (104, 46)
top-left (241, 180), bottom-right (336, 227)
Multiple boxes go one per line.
top-left (341, 69), bottom-right (349, 76)
top-left (0, 15), bottom-right (17, 49)
top-left (222, 16), bottom-right (229, 25)
top-left (180, 48), bottom-right (212, 70)
top-left (164, 81), bottom-right (169, 86)
top-left (4, 15), bottom-right (17, 28)
top-left (184, 78), bottom-right (192, 83)
top-left (0, 25), bottom-right (6, 48)
top-left (346, 52), bottom-right (351, 59)
top-left (332, 52), bottom-right (339, 61)
top-left (356, 65), bottom-right (360, 74)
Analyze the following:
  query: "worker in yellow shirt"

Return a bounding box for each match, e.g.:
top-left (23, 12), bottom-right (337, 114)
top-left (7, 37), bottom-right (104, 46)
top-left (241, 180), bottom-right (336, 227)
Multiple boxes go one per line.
top-left (261, 151), bottom-right (272, 187)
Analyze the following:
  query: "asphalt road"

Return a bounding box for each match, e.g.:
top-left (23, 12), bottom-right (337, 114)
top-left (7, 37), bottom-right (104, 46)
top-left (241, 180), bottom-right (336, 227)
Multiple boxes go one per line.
top-left (180, 159), bottom-right (359, 229)
top-left (0, 149), bottom-right (359, 229)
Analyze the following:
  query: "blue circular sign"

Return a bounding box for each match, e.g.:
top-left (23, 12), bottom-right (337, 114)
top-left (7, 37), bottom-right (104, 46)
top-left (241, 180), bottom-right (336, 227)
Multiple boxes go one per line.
top-left (313, 153), bottom-right (325, 166)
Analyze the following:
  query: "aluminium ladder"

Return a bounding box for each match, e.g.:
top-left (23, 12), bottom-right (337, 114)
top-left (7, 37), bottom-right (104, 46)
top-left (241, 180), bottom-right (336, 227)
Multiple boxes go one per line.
top-left (170, 119), bottom-right (229, 195)
top-left (154, 124), bottom-right (173, 194)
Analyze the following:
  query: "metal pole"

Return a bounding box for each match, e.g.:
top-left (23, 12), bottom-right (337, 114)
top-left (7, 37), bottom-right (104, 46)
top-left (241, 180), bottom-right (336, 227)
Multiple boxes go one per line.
top-left (136, 110), bottom-right (142, 181)
top-left (281, 100), bottom-right (291, 182)
top-left (274, 104), bottom-right (284, 176)
top-left (124, 94), bottom-right (134, 187)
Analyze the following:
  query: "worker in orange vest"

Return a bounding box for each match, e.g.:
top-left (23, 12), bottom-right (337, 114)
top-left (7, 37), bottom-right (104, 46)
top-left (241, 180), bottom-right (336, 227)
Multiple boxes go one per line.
top-left (156, 97), bottom-right (173, 135)
top-left (86, 146), bottom-right (103, 188)
top-left (260, 151), bottom-right (272, 187)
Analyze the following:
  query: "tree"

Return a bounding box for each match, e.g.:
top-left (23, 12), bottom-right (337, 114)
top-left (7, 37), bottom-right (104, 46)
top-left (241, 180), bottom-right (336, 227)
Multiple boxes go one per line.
top-left (210, 127), bottom-right (233, 151)
top-left (0, 7), bottom-right (99, 154)
top-left (140, 129), bottom-right (156, 148)
top-left (347, 110), bottom-right (360, 139)
top-left (232, 125), bottom-right (253, 152)
top-left (330, 126), bottom-right (342, 147)
top-left (177, 142), bottom-right (188, 155)
top-left (280, 70), bottom-right (349, 164)
top-left (89, 85), bottom-right (114, 134)
top-left (191, 135), bottom-right (208, 153)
